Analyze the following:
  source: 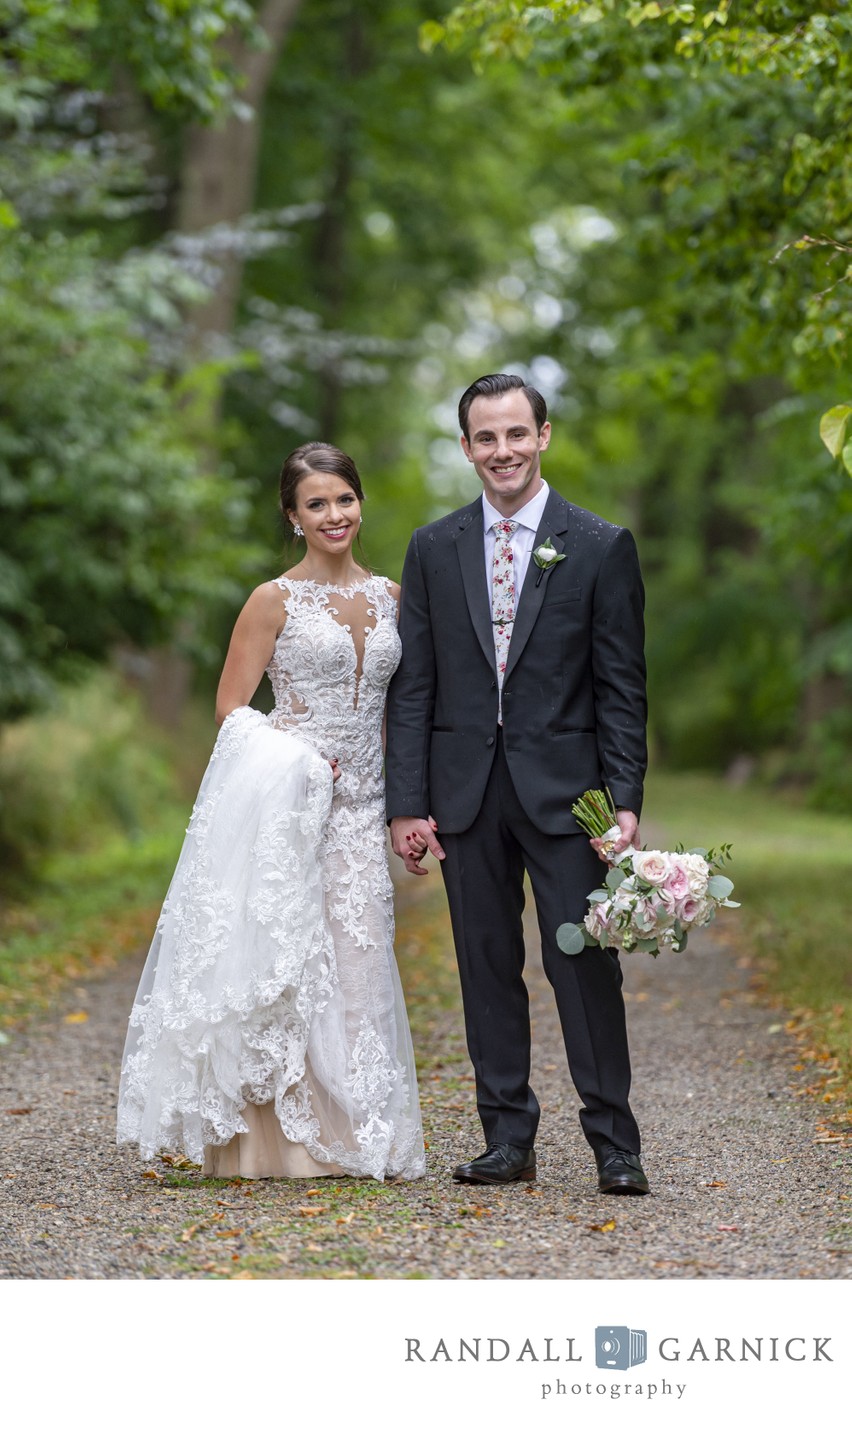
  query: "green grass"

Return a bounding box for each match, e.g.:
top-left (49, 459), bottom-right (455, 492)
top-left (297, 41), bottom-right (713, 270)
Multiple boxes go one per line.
top-left (646, 772), bottom-right (852, 1091)
top-left (0, 807), bottom-right (187, 1030)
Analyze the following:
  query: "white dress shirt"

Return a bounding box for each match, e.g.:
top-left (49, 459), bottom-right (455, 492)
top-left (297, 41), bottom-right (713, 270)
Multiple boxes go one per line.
top-left (482, 479), bottom-right (550, 616)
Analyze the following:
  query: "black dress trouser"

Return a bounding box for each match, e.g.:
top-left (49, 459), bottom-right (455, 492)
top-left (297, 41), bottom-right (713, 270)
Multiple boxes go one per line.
top-left (439, 732), bottom-right (641, 1156)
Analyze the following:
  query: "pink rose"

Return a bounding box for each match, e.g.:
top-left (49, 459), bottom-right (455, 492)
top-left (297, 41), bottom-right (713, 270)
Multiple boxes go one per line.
top-left (584, 901), bottom-right (612, 941)
top-left (665, 859), bottom-right (691, 901)
top-left (677, 895), bottom-right (702, 924)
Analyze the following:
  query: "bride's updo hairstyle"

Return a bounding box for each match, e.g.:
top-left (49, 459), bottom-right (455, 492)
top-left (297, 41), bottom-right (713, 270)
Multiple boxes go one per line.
top-left (279, 441), bottom-right (365, 519)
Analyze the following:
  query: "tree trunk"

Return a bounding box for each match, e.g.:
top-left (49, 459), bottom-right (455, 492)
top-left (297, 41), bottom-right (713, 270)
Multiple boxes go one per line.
top-left (142, 0), bottom-right (302, 731)
top-left (311, 5), bottom-right (368, 440)
top-left (176, 0), bottom-right (304, 348)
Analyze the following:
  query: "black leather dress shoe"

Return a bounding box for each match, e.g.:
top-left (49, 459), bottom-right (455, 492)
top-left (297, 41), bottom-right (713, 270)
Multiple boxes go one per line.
top-left (452, 1143), bottom-right (536, 1185)
top-left (596, 1144), bottom-right (650, 1195)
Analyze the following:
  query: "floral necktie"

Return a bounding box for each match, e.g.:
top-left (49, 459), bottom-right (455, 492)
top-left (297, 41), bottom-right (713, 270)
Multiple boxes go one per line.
top-left (491, 519), bottom-right (518, 704)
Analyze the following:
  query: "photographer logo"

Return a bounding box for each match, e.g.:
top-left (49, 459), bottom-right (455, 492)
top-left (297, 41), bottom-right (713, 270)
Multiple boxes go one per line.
top-left (595, 1327), bottom-right (647, 1370)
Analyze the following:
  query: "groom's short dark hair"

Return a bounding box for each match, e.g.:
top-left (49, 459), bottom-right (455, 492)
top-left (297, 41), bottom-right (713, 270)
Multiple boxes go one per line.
top-left (458, 373), bottom-right (548, 440)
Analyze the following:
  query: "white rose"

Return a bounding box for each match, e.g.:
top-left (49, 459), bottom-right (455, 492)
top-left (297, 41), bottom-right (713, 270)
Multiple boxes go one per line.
top-left (695, 896), bottom-right (714, 925)
top-left (632, 850), bottom-right (671, 885)
top-left (536, 545), bottom-right (557, 562)
top-left (681, 851), bottom-right (710, 897)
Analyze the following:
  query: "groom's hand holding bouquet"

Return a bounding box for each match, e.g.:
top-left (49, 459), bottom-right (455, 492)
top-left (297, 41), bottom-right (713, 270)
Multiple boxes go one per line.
top-left (558, 789), bottom-right (739, 959)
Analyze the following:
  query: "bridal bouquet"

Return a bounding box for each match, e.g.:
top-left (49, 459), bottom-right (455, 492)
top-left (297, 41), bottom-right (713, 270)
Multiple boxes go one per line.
top-left (557, 789), bottom-right (739, 958)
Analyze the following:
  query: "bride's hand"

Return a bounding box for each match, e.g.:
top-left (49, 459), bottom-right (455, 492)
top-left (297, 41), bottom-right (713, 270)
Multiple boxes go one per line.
top-left (329, 757), bottom-right (342, 783)
top-left (390, 815), bottom-right (444, 876)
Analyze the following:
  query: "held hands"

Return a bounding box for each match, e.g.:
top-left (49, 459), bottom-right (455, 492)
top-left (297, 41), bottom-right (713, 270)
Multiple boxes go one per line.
top-left (390, 816), bottom-right (445, 876)
top-left (590, 808), bottom-right (640, 861)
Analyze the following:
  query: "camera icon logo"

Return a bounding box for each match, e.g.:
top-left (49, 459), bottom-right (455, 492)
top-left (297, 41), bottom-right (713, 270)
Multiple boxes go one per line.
top-left (595, 1326), bottom-right (647, 1370)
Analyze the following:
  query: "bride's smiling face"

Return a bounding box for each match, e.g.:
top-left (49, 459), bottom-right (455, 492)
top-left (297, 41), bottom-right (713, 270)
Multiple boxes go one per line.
top-left (289, 471), bottom-right (362, 555)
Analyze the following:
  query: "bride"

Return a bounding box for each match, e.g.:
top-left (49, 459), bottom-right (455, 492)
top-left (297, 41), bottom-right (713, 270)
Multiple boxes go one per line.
top-left (117, 442), bottom-right (425, 1182)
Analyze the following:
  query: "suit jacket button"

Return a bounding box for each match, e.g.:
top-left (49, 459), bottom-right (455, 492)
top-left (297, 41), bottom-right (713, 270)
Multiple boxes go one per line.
top-left (486, 737), bottom-right (495, 747)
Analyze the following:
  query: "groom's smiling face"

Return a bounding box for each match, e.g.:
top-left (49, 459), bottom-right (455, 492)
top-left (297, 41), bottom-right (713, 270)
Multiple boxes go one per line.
top-left (460, 390), bottom-right (551, 515)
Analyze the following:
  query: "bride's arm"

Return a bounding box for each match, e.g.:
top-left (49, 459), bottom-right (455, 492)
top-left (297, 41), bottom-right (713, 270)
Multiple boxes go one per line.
top-left (214, 582), bottom-right (285, 726)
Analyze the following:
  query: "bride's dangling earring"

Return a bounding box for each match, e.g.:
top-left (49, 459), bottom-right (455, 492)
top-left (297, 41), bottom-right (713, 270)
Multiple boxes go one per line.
top-left (293, 522), bottom-right (304, 538)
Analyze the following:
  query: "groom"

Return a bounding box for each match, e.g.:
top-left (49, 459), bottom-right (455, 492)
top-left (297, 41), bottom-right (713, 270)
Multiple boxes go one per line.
top-left (385, 372), bottom-right (649, 1195)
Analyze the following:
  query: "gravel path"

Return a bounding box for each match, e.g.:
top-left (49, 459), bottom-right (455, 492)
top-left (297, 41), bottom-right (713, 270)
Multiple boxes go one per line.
top-left (0, 870), bottom-right (848, 1280)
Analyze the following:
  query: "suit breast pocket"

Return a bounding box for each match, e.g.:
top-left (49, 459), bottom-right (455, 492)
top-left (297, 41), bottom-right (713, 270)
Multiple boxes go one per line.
top-left (544, 586), bottom-right (582, 608)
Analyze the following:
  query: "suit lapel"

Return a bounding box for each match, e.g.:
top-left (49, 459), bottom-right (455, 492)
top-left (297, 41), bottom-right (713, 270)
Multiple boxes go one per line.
top-left (453, 501), bottom-right (496, 673)
top-left (503, 489), bottom-right (570, 683)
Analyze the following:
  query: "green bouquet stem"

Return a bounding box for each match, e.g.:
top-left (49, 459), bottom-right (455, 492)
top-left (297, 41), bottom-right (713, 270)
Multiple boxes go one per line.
top-left (571, 787), bottom-right (618, 840)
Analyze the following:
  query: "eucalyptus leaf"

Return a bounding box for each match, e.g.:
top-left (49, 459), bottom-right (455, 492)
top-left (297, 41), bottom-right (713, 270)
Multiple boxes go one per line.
top-left (605, 868), bottom-right (626, 891)
top-left (708, 874), bottom-right (735, 900)
top-left (556, 922), bottom-right (586, 955)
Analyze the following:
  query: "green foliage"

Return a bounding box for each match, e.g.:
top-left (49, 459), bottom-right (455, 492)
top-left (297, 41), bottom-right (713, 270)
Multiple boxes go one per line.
top-left (0, 670), bottom-right (205, 878)
top-left (0, 0), bottom-right (259, 131)
top-left (426, 1), bottom-right (851, 435)
top-left (0, 229), bottom-right (258, 718)
top-left (0, 1), bottom-right (264, 721)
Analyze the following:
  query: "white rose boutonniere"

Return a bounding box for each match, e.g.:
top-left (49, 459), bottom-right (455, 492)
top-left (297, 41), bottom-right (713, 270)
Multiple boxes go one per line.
top-left (533, 537), bottom-right (566, 586)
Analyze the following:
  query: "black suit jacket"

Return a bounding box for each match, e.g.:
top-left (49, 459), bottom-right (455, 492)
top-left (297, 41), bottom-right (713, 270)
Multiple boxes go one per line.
top-left (385, 487), bottom-right (647, 836)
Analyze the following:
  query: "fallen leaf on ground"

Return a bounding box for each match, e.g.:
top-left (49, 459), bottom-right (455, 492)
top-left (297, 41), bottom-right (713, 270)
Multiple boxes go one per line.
top-left (3, 1108), bottom-right (31, 1116)
top-left (703, 1181), bottom-right (727, 1188)
top-left (231, 1271), bottom-right (255, 1279)
top-left (305, 1188), bottom-right (321, 1196)
top-left (589, 1219), bottom-right (617, 1233)
top-left (216, 1229), bottom-right (243, 1239)
top-left (63, 1011), bottom-right (88, 1024)
top-left (298, 1205), bottom-right (326, 1217)
top-left (305, 1242), bottom-right (323, 1252)
top-left (336, 1211), bottom-right (355, 1225)
top-left (718, 1225), bottom-right (739, 1232)
top-left (180, 1223), bottom-right (204, 1242)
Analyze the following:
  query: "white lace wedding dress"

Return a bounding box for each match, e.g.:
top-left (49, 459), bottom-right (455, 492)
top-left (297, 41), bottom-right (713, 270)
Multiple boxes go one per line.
top-left (117, 575), bottom-right (425, 1181)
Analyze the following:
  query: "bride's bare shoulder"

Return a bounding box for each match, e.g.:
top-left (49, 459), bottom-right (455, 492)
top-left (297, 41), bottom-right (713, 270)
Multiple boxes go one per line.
top-left (232, 579), bottom-right (291, 636)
